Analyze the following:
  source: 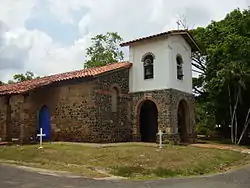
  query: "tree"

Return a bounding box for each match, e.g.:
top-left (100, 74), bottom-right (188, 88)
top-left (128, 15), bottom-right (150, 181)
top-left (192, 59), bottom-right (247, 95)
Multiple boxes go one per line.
top-left (191, 8), bottom-right (250, 144)
top-left (0, 81), bottom-right (5, 86)
top-left (84, 32), bottom-right (124, 69)
top-left (214, 61), bottom-right (250, 143)
top-left (8, 71), bottom-right (39, 83)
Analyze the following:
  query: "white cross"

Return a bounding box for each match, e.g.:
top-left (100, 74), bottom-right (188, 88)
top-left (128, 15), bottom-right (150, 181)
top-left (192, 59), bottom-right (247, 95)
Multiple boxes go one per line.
top-left (37, 128), bottom-right (46, 149)
top-left (176, 20), bottom-right (181, 30)
top-left (157, 130), bottom-right (164, 149)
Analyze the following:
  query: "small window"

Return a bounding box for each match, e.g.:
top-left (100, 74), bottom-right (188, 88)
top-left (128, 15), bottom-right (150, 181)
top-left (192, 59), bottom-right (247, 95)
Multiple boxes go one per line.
top-left (111, 87), bottom-right (119, 112)
top-left (176, 55), bottom-right (184, 80)
top-left (143, 54), bottom-right (154, 79)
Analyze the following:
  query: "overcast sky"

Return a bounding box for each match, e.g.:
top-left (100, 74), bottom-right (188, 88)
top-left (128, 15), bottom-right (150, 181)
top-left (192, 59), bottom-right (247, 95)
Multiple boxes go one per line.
top-left (0, 0), bottom-right (249, 81)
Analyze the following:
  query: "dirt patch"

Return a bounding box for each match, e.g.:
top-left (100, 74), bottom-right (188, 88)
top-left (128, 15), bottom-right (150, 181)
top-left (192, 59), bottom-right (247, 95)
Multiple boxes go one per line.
top-left (191, 143), bottom-right (250, 152)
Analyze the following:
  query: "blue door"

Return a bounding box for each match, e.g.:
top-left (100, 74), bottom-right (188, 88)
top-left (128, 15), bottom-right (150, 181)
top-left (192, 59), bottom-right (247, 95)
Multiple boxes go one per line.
top-left (38, 106), bottom-right (51, 141)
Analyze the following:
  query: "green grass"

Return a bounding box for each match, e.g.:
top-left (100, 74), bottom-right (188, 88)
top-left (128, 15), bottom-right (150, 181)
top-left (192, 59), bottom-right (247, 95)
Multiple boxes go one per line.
top-left (0, 142), bottom-right (249, 180)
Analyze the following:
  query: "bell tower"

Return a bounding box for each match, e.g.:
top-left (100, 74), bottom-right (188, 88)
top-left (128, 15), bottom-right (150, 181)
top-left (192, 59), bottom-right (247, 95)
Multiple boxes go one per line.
top-left (121, 30), bottom-right (200, 144)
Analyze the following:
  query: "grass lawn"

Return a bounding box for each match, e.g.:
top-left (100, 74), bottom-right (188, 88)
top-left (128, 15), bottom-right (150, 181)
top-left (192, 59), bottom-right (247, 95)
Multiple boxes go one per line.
top-left (0, 142), bottom-right (249, 180)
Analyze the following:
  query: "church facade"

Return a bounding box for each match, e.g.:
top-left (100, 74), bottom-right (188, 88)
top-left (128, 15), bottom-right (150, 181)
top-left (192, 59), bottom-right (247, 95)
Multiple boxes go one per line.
top-left (0, 30), bottom-right (200, 144)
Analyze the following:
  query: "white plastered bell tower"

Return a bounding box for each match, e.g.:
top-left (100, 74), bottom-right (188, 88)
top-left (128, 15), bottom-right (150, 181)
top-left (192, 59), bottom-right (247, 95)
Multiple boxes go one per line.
top-left (120, 30), bottom-right (199, 94)
top-left (120, 30), bottom-right (200, 144)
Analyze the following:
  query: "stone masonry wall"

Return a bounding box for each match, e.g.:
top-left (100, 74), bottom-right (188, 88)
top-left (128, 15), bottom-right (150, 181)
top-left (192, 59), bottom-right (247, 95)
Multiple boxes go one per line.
top-left (0, 80), bottom-right (97, 143)
top-left (0, 69), bottom-right (195, 144)
top-left (168, 89), bottom-right (196, 142)
top-left (131, 88), bottom-right (196, 144)
top-left (0, 96), bottom-right (7, 140)
top-left (93, 69), bottom-right (132, 142)
top-left (9, 95), bottom-right (25, 140)
top-left (0, 94), bottom-right (27, 142)
top-left (0, 68), bottom-right (132, 144)
top-left (20, 80), bottom-right (97, 143)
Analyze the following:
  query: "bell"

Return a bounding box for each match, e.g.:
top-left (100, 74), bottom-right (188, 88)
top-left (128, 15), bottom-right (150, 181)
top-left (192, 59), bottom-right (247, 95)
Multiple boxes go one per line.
top-left (178, 68), bottom-right (183, 77)
top-left (146, 68), bottom-right (152, 76)
top-left (144, 59), bottom-right (152, 66)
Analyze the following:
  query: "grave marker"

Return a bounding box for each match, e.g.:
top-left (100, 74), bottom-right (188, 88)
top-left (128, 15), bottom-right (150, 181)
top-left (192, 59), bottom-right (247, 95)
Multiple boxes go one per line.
top-left (37, 128), bottom-right (46, 149)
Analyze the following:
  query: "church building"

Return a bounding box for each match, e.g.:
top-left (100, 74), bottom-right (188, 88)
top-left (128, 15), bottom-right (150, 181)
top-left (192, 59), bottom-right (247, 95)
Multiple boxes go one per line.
top-left (0, 30), bottom-right (200, 144)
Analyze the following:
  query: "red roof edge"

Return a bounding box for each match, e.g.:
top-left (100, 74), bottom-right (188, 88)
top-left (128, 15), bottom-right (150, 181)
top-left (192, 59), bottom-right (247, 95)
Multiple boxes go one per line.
top-left (0, 61), bottom-right (132, 96)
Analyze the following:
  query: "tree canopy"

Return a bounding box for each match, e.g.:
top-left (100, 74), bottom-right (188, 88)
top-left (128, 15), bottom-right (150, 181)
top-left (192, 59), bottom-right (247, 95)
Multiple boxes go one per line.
top-left (0, 71), bottom-right (39, 85)
top-left (191, 8), bottom-right (250, 144)
top-left (12, 71), bottom-right (39, 83)
top-left (0, 81), bottom-right (4, 86)
top-left (84, 32), bottom-right (124, 69)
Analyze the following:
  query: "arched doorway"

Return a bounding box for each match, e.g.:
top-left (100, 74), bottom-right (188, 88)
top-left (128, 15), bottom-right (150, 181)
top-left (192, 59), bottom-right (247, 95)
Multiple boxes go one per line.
top-left (139, 100), bottom-right (158, 142)
top-left (177, 100), bottom-right (190, 143)
top-left (38, 106), bottom-right (51, 141)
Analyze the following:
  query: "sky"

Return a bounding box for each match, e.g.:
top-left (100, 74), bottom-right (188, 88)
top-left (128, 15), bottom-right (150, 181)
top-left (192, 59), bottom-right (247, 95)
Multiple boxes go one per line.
top-left (0, 0), bottom-right (249, 82)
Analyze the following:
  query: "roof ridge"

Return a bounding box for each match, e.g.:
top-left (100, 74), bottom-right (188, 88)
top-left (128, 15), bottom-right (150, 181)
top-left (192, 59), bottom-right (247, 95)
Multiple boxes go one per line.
top-left (1, 61), bottom-right (130, 86)
top-left (120, 29), bottom-right (199, 52)
top-left (0, 61), bottom-right (132, 95)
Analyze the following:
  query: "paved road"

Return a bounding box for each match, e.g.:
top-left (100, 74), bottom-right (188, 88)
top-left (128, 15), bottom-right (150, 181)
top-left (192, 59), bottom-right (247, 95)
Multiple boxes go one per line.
top-left (1, 164), bottom-right (250, 188)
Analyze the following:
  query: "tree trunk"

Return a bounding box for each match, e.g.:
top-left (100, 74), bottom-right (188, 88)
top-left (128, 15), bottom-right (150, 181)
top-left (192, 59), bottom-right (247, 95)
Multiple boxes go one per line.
top-left (237, 107), bottom-right (250, 144)
top-left (228, 85), bottom-right (234, 143)
top-left (230, 87), bottom-right (240, 144)
top-left (234, 114), bottom-right (238, 144)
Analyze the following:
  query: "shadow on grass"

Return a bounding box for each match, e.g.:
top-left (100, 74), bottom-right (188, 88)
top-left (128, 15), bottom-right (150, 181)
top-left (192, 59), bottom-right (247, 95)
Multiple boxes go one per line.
top-left (112, 165), bottom-right (223, 179)
top-left (112, 166), bottom-right (180, 179)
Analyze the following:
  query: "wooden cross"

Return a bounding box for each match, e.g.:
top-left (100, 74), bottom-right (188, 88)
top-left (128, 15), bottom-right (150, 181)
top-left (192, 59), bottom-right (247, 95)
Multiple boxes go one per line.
top-left (37, 128), bottom-right (46, 149)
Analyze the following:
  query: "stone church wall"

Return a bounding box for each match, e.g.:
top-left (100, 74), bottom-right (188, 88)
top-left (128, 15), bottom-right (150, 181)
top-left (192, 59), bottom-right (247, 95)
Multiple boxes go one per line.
top-left (22, 80), bottom-right (97, 142)
top-left (93, 69), bottom-right (132, 142)
top-left (0, 68), bottom-right (132, 143)
top-left (0, 95), bottom-right (25, 141)
top-left (131, 88), bottom-right (196, 144)
top-left (0, 80), bottom-right (97, 143)
top-left (0, 76), bottom-right (195, 144)
top-left (0, 96), bottom-right (7, 140)
top-left (9, 95), bottom-right (25, 139)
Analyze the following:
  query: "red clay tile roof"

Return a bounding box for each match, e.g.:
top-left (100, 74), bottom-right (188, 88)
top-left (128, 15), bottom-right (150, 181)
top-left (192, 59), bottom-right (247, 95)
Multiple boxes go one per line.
top-left (0, 61), bottom-right (132, 96)
top-left (120, 29), bottom-right (200, 52)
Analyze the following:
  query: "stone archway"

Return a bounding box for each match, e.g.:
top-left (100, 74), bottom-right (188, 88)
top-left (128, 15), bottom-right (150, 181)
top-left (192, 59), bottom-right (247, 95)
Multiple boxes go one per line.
top-left (138, 100), bottom-right (158, 142)
top-left (177, 99), bottom-right (190, 143)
